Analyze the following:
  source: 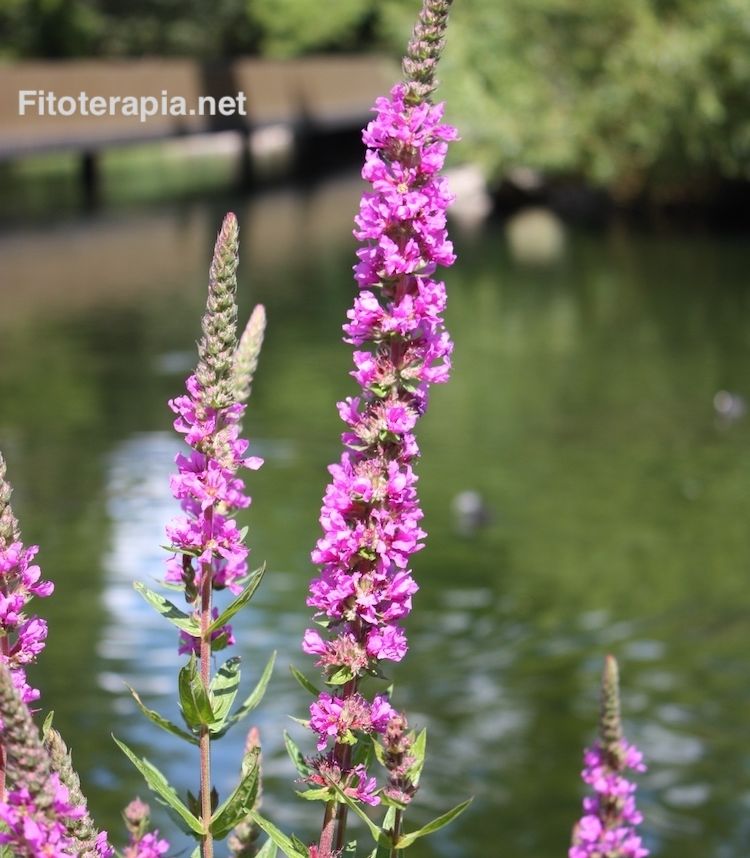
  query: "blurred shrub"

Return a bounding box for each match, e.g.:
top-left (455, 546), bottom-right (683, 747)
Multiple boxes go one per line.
top-left (2, 0), bottom-right (750, 196)
top-left (381, 0), bottom-right (750, 197)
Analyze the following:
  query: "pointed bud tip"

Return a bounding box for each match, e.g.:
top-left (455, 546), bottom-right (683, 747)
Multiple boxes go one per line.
top-left (603, 654), bottom-right (619, 684)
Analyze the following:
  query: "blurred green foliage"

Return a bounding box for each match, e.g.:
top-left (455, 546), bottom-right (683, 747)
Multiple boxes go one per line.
top-left (2, 0), bottom-right (750, 194)
top-left (246, 0), bottom-right (374, 57)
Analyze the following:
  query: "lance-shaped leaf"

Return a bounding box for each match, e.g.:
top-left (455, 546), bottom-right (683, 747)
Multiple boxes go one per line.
top-left (249, 811), bottom-right (307, 858)
top-left (178, 656), bottom-right (215, 729)
top-left (295, 786), bottom-right (332, 801)
top-left (207, 564), bottom-right (266, 633)
top-left (113, 736), bottom-right (205, 836)
top-left (212, 650), bottom-right (276, 738)
top-left (255, 838), bottom-right (278, 858)
top-left (134, 582), bottom-right (200, 635)
top-left (290, 834), bottom-right (309, 854)
top-left (284, 730), bottom-right (312, 777)
top-left (289, 664), bottom-right (320, 697)
top-left (209, 656), bottom-right (241, 731)
top-left (210, 747), bottom-right (260, 838)
top-left (374, 806), bottom-right (399, 858)
top-left (395, 798), bottom-right (473, 849)
top-left (127, 685), bottom-right (198, 745)
top-left (407, 728), bottom-right (427, 787)
top-left (41, 710), bottom-right (54, 739)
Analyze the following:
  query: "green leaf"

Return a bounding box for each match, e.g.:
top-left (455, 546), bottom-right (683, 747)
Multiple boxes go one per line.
top-left (134, 582), bottom-right (200, 634)
top-left (408, 728), bottom-right (427, 787)
top-left (209, 657), bottom-right (241, 729)
top-left (395, 798), bottom-right (473, 849)
top-left (112, 735), bottom-right (205, 836)
top-left (178, 657), bottom-right (214, 729)
top-left (291, 834), bottom-right (308, 854)
top-left (327, 666), bottom-right (354, 686)
top-left (289, 664), bottom-right (320, 696)
top-left (127, 685), bottom-right (198, 745)
top-left (41, 710), bottom-right (54, 740)
top-left (375, 804), bottom-right (399, 856)
top-left (249, 811), bottom-right (307, 858)
top-left (255, 838), bottom-right (278, 858)
top-left (284, 730), bottom-right (312, 776)
top-left (210, 747), bottom-right (260, 838)
top-left (208, 564), bottom-right (266, 633)
top-left (381, 805), bottom-right (397, 834)
top-left (295, 786), bottom-right (332, 801)
top-left (212, 650), bottom-right (276, 738)
top-left (329, 782), bottom-right (388, 847)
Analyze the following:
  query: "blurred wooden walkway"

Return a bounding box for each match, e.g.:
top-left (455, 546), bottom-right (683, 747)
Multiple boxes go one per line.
top-left (0, 56), bottom-right (396, 160)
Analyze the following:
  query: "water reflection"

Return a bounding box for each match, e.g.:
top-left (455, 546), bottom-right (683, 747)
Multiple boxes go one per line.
top-left (0, 180), bottom-right (749, 856)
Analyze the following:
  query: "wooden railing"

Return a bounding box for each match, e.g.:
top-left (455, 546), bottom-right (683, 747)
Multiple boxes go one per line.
top-left (0, 56), bottom-right (396, 160)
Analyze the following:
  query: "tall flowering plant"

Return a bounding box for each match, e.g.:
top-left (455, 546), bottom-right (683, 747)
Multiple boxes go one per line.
top-left (120, 214), bottom-right (274, 858)
top-left (570, 656), bottom-right (649, 858)
top-left (247, 2), bottom-right (471, 857)
top-left (0, 2), bottom-right (655, 857)
top-left (0, 458), bottom-right (114, 856)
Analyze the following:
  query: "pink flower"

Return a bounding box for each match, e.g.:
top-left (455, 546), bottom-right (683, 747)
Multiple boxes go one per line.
top-left (304, 79), bottom-right (456, 806)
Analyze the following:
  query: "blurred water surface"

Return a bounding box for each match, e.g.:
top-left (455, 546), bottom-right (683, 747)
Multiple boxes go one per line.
top-left (1, 179), bottom-right (750, 857)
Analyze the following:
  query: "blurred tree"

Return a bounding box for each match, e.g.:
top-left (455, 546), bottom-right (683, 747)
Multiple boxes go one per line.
top-left (2, 0), bottom-right (750, 198)
top-left (379, 0), bottom-right (750, 199)
top-left (246, 0), bottom-right (375, 57)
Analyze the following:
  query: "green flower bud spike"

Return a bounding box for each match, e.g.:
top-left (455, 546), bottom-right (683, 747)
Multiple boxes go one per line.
top-left (196, 212), bottom-right (241, 410)
top-left (402, 0), bottom-right (454, 104)
top-left (0, 452), bottom-right (20, 548)
top-left (233, 304), bottom-right (267, 404)
top-left (45, 727), bottom-right (103, 853)
top-left (600, 654), bottom-right (626, 770)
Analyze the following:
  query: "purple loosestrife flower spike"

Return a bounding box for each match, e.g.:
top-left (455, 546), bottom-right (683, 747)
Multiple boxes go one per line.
top-left (166, 214), bottom-right (263, 638)
top-left (163, 214), bottom-right (265, 858)
top-left (304, 2), bottom-right (457, 852)
top-left (0, 665), bottom-right (114, 856)
top-left (0, 451), bottom-right (54, 706)
top-left (570, 656), bottom-right (649, 858)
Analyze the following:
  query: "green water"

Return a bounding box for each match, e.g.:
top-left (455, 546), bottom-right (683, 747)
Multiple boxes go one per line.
top-left (1, 181), bottom-right (750, 857)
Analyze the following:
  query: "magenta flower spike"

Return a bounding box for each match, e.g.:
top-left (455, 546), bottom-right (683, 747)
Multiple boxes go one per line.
top-left (164, 213), bottom-right (263, 653)
top-left (299, 2), bottom-right (458, 854)
top-left (0, 664), bottom-right (113, 856)
top-left (0, 453), bottom-right (54, 710)
top-left (570, 656), bottom-right (649, 858)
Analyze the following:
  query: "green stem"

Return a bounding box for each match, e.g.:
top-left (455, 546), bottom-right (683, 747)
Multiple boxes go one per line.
top-left (390, 808), bottom-right (403, 858)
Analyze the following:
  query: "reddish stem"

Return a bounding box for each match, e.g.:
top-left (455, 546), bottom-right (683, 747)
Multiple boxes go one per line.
top-left (390, 808), bottom-right (403, 858)
top-left (317, 676), bottom-right (359, 857)
top-left (0, 633), bottom-right (9, 802)
top-left (199, 509), bottom-right (215, 858)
